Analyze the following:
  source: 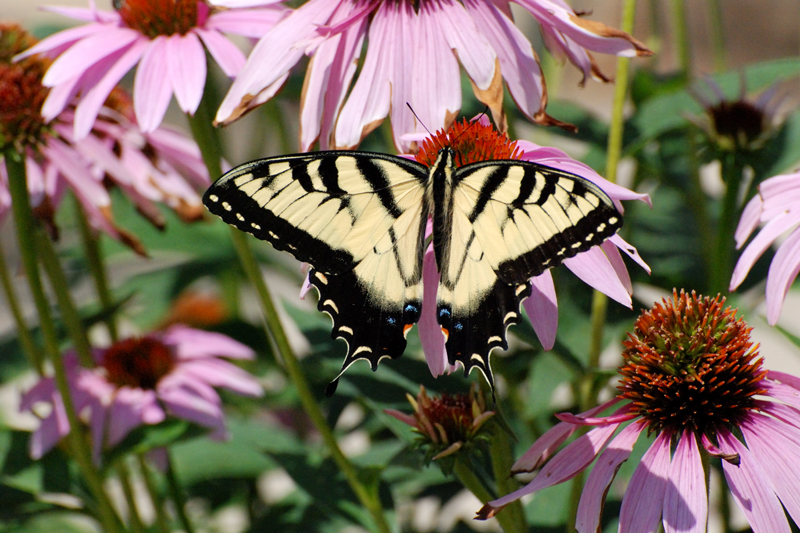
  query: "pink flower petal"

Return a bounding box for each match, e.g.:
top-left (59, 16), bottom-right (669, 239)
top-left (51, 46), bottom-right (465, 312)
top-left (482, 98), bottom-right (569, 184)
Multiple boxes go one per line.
top-left (664, 430), bottom-right (707, 533)
top-left (523, 270), bottom-right (557, 350)
top-left (108, 388), bottom-right (164, 446)
top-left (161, 325), bottom-right (255, 360)
top-left (601, 238), bottom-right (632, 294)
top-left (741, 414), bottom-right (800, 525)
top-left (735, 194), bottom-right (764, 248)
top-left (384, 408), bottom-right (418, 427)
top-left (73, 39), bottom-right (148, 139)
top-left (576, 421), bottom-right (643, 532)
top-left (42, 27), bottom-right (140, 87)
top-left (490, 422), bottom-right (619, 508)
top-left (40, 5), bottom-right (120, 24)
top-left (463, 0), bottom-right (545, 122)
top-left (765, 228), bottom-right (800, 325)
top-left (179, 359), bottom-right (263, 397)
top-left (134, 37), bottom-right (174, 132)
top-left (30, 397), bottom-right (70, 459)
top-left (730, 209), bottom-right (800, 291)
top-left (609, 233), bottom-right (651, 274)
top-left (206, 7), bottom-right (288, 38)
top-left (564, 246), bottom-right (632, 307)
top-left (215, 0), bottom-right (339, 125)
top-left (718, 430), bottom-right (791, 533)
top-left (437, 0), bottom-right (496, 91)
top-left (419, 246), bottom-right (450, 376)
top-left (195, 28), bottom-right (246, 77)
top-left (14, 23), bottom-right (104, 61)
top-left (619, 431), bottom-right (671, 533)
top-left (158, 382), bottom-right (225, 431)
top-left (166, 33), bottom-right (206, 115)
top-left (760, 379), bottom-right (800, 413)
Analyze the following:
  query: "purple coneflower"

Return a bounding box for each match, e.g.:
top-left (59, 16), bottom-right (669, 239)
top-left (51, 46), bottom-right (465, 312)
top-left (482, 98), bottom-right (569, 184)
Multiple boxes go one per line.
top-left (478, 290), bottom-right (800, 533)
top-left (215, 0), bottom-right (652, 152)
top-left (15, 0), bottom-right (286, 137)
top-left (21, 326), bottom-right (262, 462)
top-left (1, 23), bottom-right (211, 253)
top-left (730, 170), bottom-right (800, 325)
top-left (413, 118), bottom-right (649, 375)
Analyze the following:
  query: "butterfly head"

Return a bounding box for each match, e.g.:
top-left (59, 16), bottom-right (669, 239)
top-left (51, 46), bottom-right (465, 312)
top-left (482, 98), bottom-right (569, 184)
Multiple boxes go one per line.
top-left (415, 117), bottom-right (523, 169)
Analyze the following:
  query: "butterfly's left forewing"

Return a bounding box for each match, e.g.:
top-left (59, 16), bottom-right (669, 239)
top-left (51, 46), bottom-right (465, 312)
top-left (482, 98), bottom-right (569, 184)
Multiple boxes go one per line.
top-left (437, 160), bottom-right (622, 385)
top-left (203, 152), bottom-right (430, 394)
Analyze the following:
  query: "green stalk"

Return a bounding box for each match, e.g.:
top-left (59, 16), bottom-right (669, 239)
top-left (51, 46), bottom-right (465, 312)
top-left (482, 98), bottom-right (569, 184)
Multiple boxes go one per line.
top-left (453, 458), bottom-right (519, 533)
top-left (710, 153), bottom-right (744, 295)
top-left (670, 0), bottom-right (692, 77)
top-left (706, 0), bottom-right (727, 72)
top-left (187, 98), bottom-right (391, 533)
top-left (76, 205), bottom-right (118, 342)
top-left (0, 241), bottom-right (43, 373)
top-left (5, 152), bottom-right (122, 532)
top-left (36, 230), bottom-right (94, 368)
top-left (138, 455), bottom-right (171, 533)
top-left (488, 430), bottom-right (527, 532)
top-left (165, 452), bottom-right (195, 533)
top-left (116, 461), bottom-right (145, 533)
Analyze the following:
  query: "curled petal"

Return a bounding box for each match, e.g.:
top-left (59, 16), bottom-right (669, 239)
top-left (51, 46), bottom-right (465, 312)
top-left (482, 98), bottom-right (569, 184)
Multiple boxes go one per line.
top-left (523, 270), bottom-right (557, 350)
top-left (564, 246), bottom-right (632, 307)
top-left (765, 229), bottom-right (800, 325)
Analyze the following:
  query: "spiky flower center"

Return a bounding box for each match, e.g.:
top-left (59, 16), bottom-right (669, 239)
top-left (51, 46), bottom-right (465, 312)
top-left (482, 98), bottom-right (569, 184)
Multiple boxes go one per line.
top-left (618, 290), bottom-right (766, 437)
top-left (102, 337), bottom-right (176, 389)
top-left (0, 24), bottom-right (50, 152)
top-left (118, 0), bottom-right (204, 39)
top-left (415, 118), bottom-right (522, 168)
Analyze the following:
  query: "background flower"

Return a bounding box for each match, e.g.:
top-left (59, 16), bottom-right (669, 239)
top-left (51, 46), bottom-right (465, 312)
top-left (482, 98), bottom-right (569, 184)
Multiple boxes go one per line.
top-left (16, 0), bottom-right (287, 137)
top-left (730, 170), bottom-right (800, 325)
top-left (215, 0), bottom-right (651, 152)
top-left (21, 325), bottom-right (262, 462)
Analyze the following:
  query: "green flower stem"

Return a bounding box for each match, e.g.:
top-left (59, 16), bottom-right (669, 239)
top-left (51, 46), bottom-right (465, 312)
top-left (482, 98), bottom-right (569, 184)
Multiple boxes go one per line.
top-left (670, 0), bottom-right (691, 76)
top-left (35, 229), bottom-right (94, 368)
top-left (710, 153), bottom-right (745, 295)
top-left (5, 152), bottom-right (122, 532)
top-left (488, 429), bottom-right (527, 532)
top-left (5, 154), bottom-right (53, 373)
top-left (0, 241), bottom-right (43, 373)
top-left (165, 451), bottom-right (195, 533)
top-left (186, 104), bottom-right (392, 533)
top-left (706, 0), bottom-right (727, 72)
top-left (138, 455), bottom-right (171, 533)
top-left (116, 461), bottom-right (145, 533)
top-left (76, 204), bottom-right (118, 342)
top-left (453, 458), bottom-right (518, 533)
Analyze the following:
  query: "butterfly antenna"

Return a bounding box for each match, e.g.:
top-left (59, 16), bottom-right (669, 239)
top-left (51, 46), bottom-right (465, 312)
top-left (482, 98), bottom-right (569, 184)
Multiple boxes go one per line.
top-left (452, 105), bottom-right (489, 145)
top-left (406, 103), bottom-right (433, 137)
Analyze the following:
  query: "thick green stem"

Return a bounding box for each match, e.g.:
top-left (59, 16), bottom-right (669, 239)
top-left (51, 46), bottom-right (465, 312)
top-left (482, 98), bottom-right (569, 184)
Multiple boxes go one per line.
top-left (116, 461), bottom-right (145, 533)
top-left (453, 458), bottom-right (518, 533)
top-left (710, 154), bottom-right (744, 295)
top-left (706, 0), bottom-right (727, 72)
top-left (165, 451), bottom-right (195, 533)
top-left (488, 430), bottom-right (527, 532)
top-left (670, 0), bottom-right (692, 76)
top-left (187, 103), bottom-right (391, 533)
top-left (5, 152), bottom-right (122, 532)
top-left (0, 241), bottom-right (43, 373)
top-left (36, 230), bottom-right (94, 368)
top-left (77, 205), bottom-right (118, 342)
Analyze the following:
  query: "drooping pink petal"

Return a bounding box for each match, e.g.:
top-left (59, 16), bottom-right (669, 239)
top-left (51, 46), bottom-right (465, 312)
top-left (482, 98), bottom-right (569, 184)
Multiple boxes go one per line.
top-left (619, 431), bottom-right (672, 533)
top-left (463, 0), bottom-right (545, 123)
top-left (735, 194), bottom-right (764, 248)
top-left (158, 381), bottom-right (225, 432)
top-left (512, 398), bottom-right (622, 473)
top-left (564, 246), bottom-right (632, 307)
top-left (216, 0), bottom-right (339, 125)
top-left (108, 388), bottom-right (164, 446)
top-left (14, 22), bottom-right (104, 61)
top-left (178, 358), bottom-right (263, 397)
top-left (758, 172), bottom-right (800, 220)
top-left (730, 209), bottom-right (800, 291)
top-left (436, 0), bottom-right (496, 91)
top-left (765, 228), bottom-right (800, 325)
top-left (576, 421), bottom-right (643, 533)
top-left (718, 430), bottom-right (791, 533)
top-left (41, 139), bottom-right (111, 211)
top-left (166, 32), bottom-right (207, 115)
top-left (759, 379), bottom-right (800, 411)
top-left (523, 270), bottom-right (557, 350)
top-left (492, 423), bottom-right (619, 508)
top-left (334, 3), bottom-right (392, 148)
top-left (419, 246), bottom-right (450, 377)
top-left (134, 37), bottom-right (174, 132)
top-left (741, 414), bottom-right (800, 525)
top-left (30, 396), bottom-right (70, 459)
top-left (40, 4), bottom-right (120, 24)
top-left (609, 234), bottom-right (651, 274)
top-left (300, 2), bottom-right (367, 151)
top-left (42, 27), bottom-right (140, 87)
top-left (73, 39), bottom-right (149, 139)
top-left (206, 7), bottom-right (289, 38)
top-left (195, 28), bottom-right (246, 77)
top-left (601, 239), bottom-right (632, 294)
top-left (162, 326), bottom-right (255, 360)
top-left (663, 430), bottom-right (707, 533)
top-left (384, 408), bottom-right (418, 427)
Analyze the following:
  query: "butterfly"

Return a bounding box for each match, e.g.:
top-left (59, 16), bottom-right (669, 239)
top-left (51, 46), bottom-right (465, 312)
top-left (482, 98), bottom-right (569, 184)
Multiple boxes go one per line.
top-left (203, 144), bottom-right (622, 395)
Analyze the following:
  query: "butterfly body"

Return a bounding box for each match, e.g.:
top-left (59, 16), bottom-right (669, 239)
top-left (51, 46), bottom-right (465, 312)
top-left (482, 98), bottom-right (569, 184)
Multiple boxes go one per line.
top-left (203, 148), bottom-right (621, 393)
